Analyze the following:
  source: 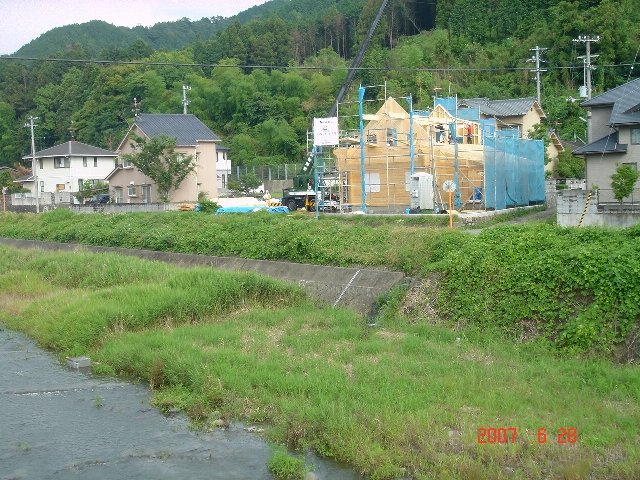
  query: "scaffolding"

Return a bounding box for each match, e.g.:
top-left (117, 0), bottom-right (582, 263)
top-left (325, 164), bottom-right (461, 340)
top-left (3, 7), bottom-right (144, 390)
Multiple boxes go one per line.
top-left (327, 87), bottom-right (544, 213)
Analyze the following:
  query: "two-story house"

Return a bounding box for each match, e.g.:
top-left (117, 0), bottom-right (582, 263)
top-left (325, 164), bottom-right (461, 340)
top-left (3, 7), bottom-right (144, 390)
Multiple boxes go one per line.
top-left (20, 140), bottom-right (117, 195)
top-left (107, 114), bottom-right (220, 203)
top-left (573, 77), bottom-right (640, 200)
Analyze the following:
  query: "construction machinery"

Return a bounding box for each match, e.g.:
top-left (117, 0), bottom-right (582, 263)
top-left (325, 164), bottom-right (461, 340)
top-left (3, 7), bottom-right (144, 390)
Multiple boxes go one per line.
top-left (285, 0), bottom-right (389, 213)
top-left (280, 172), bottom-right (342, 212)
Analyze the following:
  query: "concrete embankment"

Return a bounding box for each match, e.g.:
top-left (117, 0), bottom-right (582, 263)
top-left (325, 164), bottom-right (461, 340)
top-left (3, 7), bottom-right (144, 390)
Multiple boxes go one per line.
top-left (0, 238), bottom-right (405, 315)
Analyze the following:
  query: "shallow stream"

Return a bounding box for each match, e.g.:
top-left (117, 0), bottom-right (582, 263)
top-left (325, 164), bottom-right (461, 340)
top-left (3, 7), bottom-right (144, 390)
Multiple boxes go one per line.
top-left (0, 326), bottom-right (363, 480)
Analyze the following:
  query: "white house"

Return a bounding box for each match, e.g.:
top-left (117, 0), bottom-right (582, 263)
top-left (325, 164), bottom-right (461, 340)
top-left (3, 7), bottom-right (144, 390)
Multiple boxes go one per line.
top-left (20, 140), bottom-right (117, 195)
top-left (216, 145), bottom-right (231, 190)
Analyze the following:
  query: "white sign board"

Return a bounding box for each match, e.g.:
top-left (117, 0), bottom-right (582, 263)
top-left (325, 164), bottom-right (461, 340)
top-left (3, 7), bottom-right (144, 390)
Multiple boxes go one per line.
top-left (313, 117), bottom-right (339, 146)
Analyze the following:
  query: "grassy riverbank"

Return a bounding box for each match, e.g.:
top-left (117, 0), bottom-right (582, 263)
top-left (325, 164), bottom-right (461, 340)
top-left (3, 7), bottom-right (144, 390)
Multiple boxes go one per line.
top-left (0, 210), bottom-right (639, 479)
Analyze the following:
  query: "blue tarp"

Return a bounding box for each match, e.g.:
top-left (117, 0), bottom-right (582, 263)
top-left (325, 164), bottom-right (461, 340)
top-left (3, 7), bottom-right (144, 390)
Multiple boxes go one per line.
top-left (484, 135), bottom-right (545, 210)
top-left (215, 206), bottom-right (290, 214)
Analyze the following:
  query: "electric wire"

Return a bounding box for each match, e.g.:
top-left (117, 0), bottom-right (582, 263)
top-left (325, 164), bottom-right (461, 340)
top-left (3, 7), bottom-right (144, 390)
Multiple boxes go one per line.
top-left (1, 55), bottom-right (639, 73)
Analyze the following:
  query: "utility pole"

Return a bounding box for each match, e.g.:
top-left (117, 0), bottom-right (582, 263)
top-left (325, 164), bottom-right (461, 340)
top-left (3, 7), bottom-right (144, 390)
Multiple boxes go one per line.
top-left (131, 97), bottom-right (142, 118)
top-left (25, 116), bottom-right (40, 213)
top-left (573, 35), bottom-right (600, 99)
top-left (527, 46), bottom-right (548, 105)
top-left (573, 35), bottom-right (600, 143)
top-left (182, 85), bottom-right (191, 114)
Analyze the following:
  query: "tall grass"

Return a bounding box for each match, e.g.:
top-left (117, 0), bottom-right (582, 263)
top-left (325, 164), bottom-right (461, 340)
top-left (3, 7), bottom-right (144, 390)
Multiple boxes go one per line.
top-left (0, 245), bottom-right (638, 479)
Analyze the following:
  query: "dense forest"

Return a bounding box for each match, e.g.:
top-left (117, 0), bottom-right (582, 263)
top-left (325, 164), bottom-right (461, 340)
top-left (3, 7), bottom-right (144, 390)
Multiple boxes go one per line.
top-left (0, 0), bottom-right (639, 176)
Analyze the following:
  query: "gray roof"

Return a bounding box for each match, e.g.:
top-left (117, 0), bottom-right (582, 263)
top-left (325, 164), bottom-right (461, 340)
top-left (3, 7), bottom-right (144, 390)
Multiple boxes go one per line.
top-left (581, 77), bottom-right (640, 126)
top-left (21, 140), bottom-right (117, 160)
top-left (14, 174), bottom-right (34, 183)
top-left (133, 114), bottom-right (220, 146)
top-left (572, 131), bottom-right (627, 155)
top-left (459, 97), bottom-right (541, 117)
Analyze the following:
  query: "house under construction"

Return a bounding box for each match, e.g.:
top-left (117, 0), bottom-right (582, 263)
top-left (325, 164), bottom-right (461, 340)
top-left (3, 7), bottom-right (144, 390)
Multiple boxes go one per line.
top-left (329, 94), bottom-right (545, 213)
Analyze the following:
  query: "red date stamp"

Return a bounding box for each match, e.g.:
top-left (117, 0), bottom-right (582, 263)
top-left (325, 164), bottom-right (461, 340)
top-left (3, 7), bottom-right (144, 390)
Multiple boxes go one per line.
top-left (477, 427), bottom-right (517, 444)
top-left (477, 428), bottom-right (578, 444)
top-left (538, 427), bottom-right (578, 444)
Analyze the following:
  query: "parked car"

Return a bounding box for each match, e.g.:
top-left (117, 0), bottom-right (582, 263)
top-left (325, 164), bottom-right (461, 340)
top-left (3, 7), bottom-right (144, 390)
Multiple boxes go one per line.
top-left (90, 193), bottom-right (110, 204)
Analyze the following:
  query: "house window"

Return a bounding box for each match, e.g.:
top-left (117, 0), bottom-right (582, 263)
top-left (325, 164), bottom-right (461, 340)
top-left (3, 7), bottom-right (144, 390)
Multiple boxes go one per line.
top-left (54, 157), bottom-right (70, 168)
top-left (94, 157), bottom-right (98, 167)
top-left (141, 185), bottom-right (151, 203)
top-left (128, 185), bottom-right (137, 197)
top-left (56, 184), bottom-right (65, 192)
top-left (364, 173), bottom-right (381, 193)
top-left (623, 162), bottom-right (637, 170)
top-left (631, 128), bottom-right (640, 145)
top-left (114, 187), bottom-right (123, 203)
top-left (78, 179), bottom-right (83, 191)
top-left (122, 157), bottom-right (133, 168)
top-left (83, 157), bottom-right (87, 167)
top-left (39, 181), bottom-right (44, 192)
top-left (39, 159), bottom-right (43, 169)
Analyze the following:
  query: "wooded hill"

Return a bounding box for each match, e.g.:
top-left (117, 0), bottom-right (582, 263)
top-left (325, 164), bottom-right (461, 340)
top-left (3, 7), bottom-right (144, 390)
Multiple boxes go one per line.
top-left (1, 0), bottom-right (639, 175)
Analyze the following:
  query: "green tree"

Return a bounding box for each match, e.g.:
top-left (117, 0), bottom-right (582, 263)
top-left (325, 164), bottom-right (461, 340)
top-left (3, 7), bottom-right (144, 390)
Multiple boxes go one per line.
top-left (555, 149), bottom-right (584, 179)
top-left (0, 102), bottom-right (19, 165)
top-left (122, 134), bottom-right (196, 202)
top-left (126, 38), bottom-right (153, 60)
top-left (0, 171), bottom-right (16, 193)
top-left (610, 162), bottom-right (639, 204)
top-left (227, 171), bottom-right (262, 196)
top-left (527, 123), bottom-right (552, 165)
top-left (76, 179), bottom-right (109, 203)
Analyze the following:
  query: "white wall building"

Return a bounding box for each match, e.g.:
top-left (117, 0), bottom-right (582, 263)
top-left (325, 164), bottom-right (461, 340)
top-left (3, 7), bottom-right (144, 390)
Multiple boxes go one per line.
top-left (20, 140), bottom-right (117, 195)
top-left (216, 145), bottom-right (231, 190)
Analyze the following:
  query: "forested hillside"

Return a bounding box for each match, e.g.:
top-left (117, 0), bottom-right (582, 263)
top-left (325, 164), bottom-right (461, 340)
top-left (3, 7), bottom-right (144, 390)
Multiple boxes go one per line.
top-left (1, 0), bottom-right (639, 175)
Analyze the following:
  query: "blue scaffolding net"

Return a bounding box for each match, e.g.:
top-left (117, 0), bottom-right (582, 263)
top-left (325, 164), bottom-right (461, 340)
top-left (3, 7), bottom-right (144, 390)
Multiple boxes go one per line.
top-left (484, 133), bottom-right (545, 210)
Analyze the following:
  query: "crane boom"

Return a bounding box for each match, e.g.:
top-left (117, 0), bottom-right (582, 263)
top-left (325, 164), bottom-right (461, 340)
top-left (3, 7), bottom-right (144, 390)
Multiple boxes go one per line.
top-left (327, 0), bottom-right (389, 117)
top-left (284, 0), bottom-right (389, 212)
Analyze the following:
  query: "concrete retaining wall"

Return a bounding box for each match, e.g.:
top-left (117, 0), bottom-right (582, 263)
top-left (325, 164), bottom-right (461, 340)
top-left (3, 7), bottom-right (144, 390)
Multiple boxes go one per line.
top-left (557, 190), bottom-right (640, 227)
top-left (0, 238), bottom-right (405, 316)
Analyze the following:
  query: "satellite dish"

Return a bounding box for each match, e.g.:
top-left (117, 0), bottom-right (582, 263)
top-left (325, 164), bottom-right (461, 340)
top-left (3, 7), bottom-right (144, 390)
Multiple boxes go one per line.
top-left (443, 180), bottom-right (457, 192)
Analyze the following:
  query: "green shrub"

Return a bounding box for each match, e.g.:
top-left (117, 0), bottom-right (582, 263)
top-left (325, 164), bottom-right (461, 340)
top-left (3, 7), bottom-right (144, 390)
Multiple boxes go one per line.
top-left (267, 446), bottom-right (308, 480)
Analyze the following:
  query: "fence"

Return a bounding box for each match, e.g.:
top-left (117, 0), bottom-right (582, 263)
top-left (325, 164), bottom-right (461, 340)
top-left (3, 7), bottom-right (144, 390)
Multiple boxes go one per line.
top-left (596, 188), bottom-right (640, 206)
top-left (227, 164), bottom-right (302, 182)
top-left (10, 191), bottom-right (72, 206)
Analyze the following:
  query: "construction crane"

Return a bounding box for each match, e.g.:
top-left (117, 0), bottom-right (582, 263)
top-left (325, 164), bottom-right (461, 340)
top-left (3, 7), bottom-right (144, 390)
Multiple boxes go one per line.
top-left (282, 0), bottom-right (389, 211)
top-left (328, 0), bottom-right (390, 117)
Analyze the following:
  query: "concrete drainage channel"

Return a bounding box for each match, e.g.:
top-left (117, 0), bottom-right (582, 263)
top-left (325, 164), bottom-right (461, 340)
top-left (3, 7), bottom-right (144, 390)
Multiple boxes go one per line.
top-left (0, 238), bottom-right (405, 316)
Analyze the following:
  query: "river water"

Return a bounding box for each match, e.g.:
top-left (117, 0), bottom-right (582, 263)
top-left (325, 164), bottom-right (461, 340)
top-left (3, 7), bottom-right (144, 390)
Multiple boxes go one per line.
top-left (0, 326), bottom-right (364, 480)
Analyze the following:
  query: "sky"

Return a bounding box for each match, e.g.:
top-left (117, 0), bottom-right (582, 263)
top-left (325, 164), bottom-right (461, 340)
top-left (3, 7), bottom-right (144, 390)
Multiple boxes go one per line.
top-left (0, 0), bottom-right (269, 55)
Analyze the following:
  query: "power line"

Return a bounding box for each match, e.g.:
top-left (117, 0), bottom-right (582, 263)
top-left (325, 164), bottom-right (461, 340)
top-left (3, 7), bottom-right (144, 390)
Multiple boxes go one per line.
top-left (1, 55), bottom-right (638, 73)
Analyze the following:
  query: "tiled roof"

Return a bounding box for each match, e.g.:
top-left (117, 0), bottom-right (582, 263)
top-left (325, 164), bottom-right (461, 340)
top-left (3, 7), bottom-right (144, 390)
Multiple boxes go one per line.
top-left (13, 174), bottom-right (34, 183)
top-left (581, 77), bottom-right (640, 125)
top-left (133, 114), bottom-right (220, 146)
top-left (572, 131), bottom-right (627, 155)
top-left (21, 141), bottom-right (117, 160)
top-left (459, 97), bottom-right (540, 117)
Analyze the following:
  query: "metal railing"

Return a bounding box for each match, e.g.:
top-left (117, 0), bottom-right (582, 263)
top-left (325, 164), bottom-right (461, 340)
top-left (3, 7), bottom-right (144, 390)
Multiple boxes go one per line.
top-left (596, 188), bottom-right (640, 205)
top-left (227, 164), bottom-right (302, 182)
